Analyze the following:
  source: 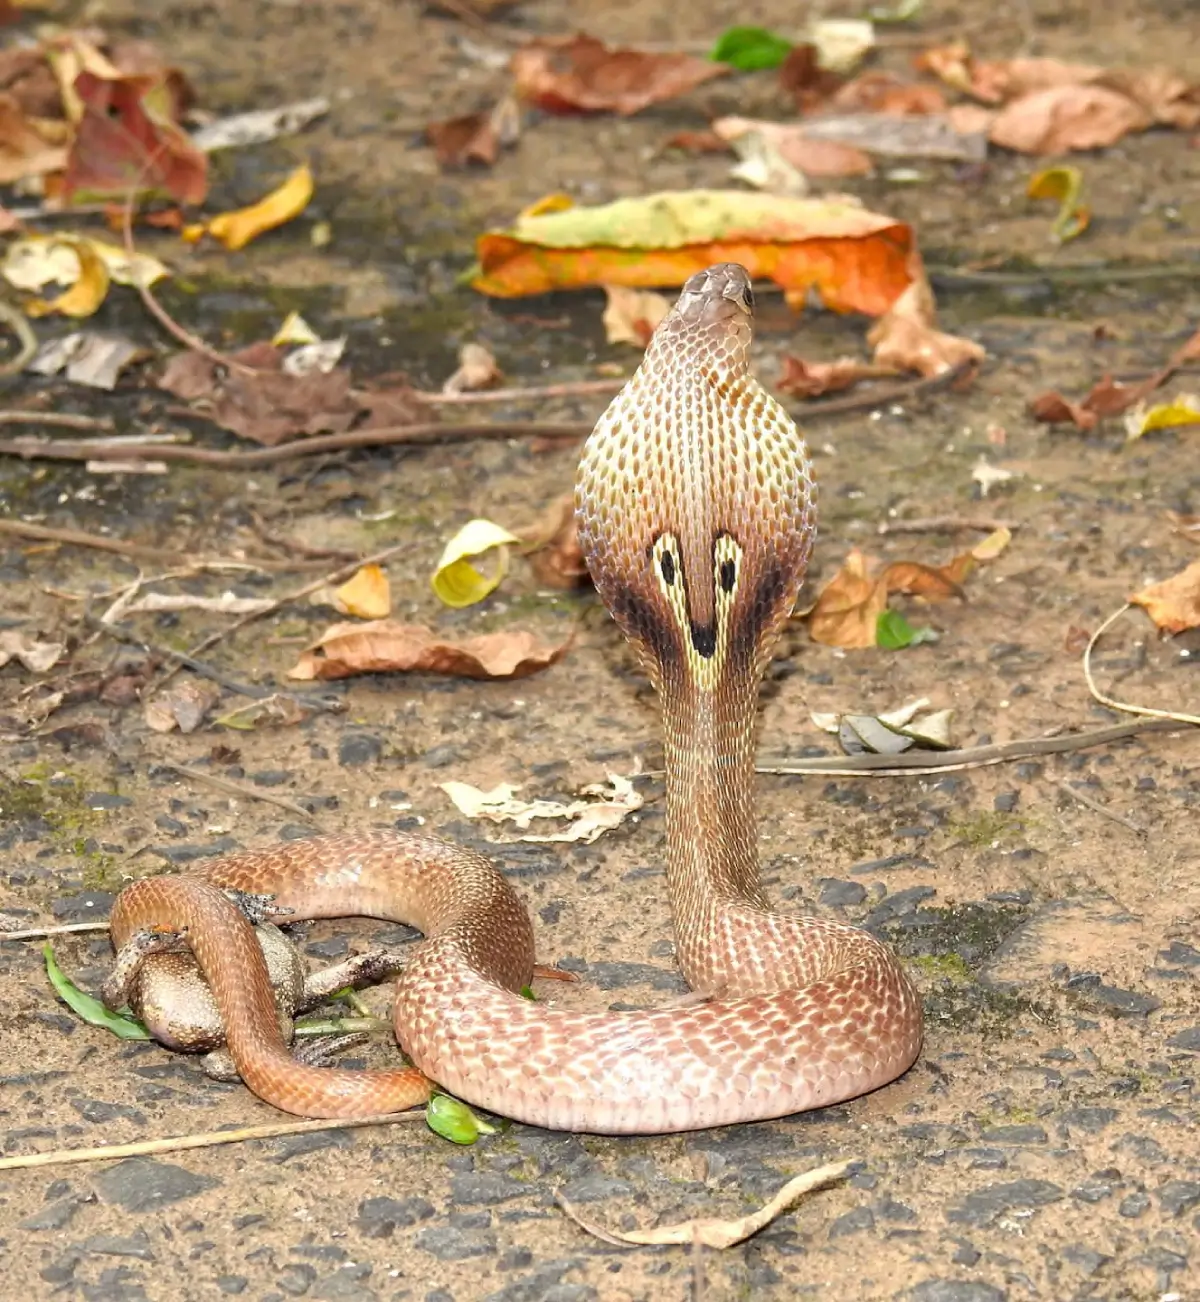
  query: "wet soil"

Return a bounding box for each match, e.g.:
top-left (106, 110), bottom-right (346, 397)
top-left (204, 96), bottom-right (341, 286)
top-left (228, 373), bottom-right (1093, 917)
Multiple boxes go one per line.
top-left (1, 2), bottom-right (1199, 1300)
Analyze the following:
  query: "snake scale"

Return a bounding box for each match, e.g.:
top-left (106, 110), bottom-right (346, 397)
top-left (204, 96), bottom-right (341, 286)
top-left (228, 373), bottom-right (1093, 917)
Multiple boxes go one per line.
top-left (107, 263), bottom-right (923, 1133)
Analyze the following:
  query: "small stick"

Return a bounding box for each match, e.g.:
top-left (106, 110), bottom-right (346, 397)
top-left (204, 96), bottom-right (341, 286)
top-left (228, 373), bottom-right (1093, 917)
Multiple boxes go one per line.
top-left (0, 1112), bottom-right (422, 1172)
top-left (1082, 604), bottom-right (1200, 727)
top-left (83, 605), bottom-right (335, 712)
top-left (1, 921), bottom-right (110, 942)
top-left (0, 411), bottom-right (113, 430)
top-left (158, 761), bottom-right (319, 823)
top-left (417, 378), bottom-right (625, 406)
top-left (1055, 779), bottom-right (1145, 836)
top-left (0, 421), bottom-right (591, 467)
top-left (0, 299), bottom-right (37, 377)
top-left (0, 519), bottom-right (181, 560)
top-left (878, 515), bottom-right (1018, 535)
top-left (756, 718), bottom-right (1187, 778)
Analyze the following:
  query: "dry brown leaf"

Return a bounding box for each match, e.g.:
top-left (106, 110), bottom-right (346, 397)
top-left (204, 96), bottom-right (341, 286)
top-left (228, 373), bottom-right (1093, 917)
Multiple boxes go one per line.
top-left (830, 71), bottom-right (947, 116)
top-left (882, 559), bottom-right (968, 602)
top-left (1129, 559), bottom-right (1200, 634)
top-left (712, 118), bottom-right (872, 178)
top-left (511, 33), bottom-right (726, 116)
top-left (442, 342), bottom-right (503, 394)
top-left (426, 97), bottom-right (520, 169)
top-left (0, 91), bottom-right (67, 184)
top-left (156, 341), bottom-right (424, 446)
top-left (807, 549), bottom-right (888, 648)
top-left (143, 677), bottom-right (219, 734)
top-left (778, 44), bottom-right (844, 112)
top-left (439, 773), bottom-right (641, 844)
top-left (660, 129), bottom-right (730, 154)
top-left (1103, 67), bottom-right (1200, 129)
top-left (1167, 511), bottom-right (1200, 544)
top-left (288, 621), bottom-right (570, 681)
top-left (519, 494), bottom-right (590, 589)
top-left (777, 355), bottom-right (896, 398)
top-left (0, 630), bottom-right (64, 673)
top-left (602, 284), bottom-right (671, 347)
top-left (988, 85), bottom-right (1151, 154)
top-left (867, 274), bottom-right (985, 378)
top-left (1028, 374), bottom-right (1140, 430)
top-left (560, 1160), bottom-right (852, 1248)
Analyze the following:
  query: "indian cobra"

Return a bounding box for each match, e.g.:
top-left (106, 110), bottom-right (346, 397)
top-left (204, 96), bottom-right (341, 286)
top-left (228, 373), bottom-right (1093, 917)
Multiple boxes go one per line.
top-left (107, 263), bottom-right (923, 1132)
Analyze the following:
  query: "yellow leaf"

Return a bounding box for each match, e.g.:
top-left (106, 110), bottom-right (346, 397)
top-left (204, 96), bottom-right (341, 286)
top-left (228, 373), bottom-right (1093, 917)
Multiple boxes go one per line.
top-left (23, 239), bottom-right (110, 318)
top-left (1027, 165), bottom-right (1089, 243)
top-left (3, 234), bottom-right (167, 293)
top-left (432, 519), bottom-right (521, 608)
top-left (1124, 394), bottom-right (1200, 441)
top-left (971, 526), bottom-right (1012, 560)
top-left (520, 193), bottom-right (575, 219)
top-left (186, 164), bottom-right (314, 252)
top-left (272, 310), bottom-right (320, 346)
top-left (472, 189), bottom-right (915, 314)
top-left (334, 563), bottom-right (391, 619)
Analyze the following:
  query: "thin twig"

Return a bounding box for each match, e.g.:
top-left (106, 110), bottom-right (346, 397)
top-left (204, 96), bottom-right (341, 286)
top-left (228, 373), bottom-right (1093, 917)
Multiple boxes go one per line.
top-left (0, 1113), bottom-right (422, 1171)
top-left (0, 421), bottom-right (591, 467)
top-left (0, 299), bottom-right (38, 377)
top-left (878, 515), bottom-right (1018, 535)
top-left (1082, 604), bottom-right (1200, 727)
top-left (121, 177), bottom-right (255, 375)
top-left (0, 410), bottom-right (113, 430)
top-left (1055, 779), bottom-right (1145, 836)
top-left (0, 519), bottom-right (182, 560)
top-left (83, 606), bottom-right (341, 715)
top-left (1, 921), bottom-right (110, 942)
top-left (418, 378), bottom-right (625, 405)
top-left (157, 761), bottom-right (319, 823)
top-left (756, 718), bottom-right (1186, 778)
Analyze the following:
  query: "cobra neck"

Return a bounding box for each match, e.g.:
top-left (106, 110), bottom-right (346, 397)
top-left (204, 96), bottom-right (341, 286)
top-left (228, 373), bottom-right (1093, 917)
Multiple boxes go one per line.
top-left (659, 674), bottom-right (768, 943)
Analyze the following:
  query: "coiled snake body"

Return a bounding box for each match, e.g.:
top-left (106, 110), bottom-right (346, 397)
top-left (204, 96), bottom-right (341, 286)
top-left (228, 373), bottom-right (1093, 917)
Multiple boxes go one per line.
top-left (108, 264), bottom-right (922, 1133)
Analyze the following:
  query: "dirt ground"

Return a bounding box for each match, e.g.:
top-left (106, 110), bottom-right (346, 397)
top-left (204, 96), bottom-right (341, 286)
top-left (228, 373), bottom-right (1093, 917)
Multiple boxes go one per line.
top-left (2, 1), bottom-right (1199, 1300)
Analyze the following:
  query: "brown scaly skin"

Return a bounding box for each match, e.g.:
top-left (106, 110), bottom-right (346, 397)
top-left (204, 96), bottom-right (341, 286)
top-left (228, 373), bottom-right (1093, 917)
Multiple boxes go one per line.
top-left (107, 264), bottom-right (922, 1131)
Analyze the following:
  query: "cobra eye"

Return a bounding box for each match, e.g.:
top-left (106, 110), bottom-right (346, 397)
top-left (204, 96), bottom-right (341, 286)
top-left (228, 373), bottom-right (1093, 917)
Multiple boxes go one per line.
top-left (719, 558), bottom-right (736, 593)
top-left (660, 551), bottom-right (676, 585)
top-left (741, 286), bottom-right (754, 309)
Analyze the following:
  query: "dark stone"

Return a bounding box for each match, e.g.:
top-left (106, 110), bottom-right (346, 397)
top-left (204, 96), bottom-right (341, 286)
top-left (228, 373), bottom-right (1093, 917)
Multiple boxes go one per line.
top-left (19, 1195), bottom-right (84, 1229)
top-left (80, 1231), bottom-right (155, 1260)
top-left (95, 1159), bottom-right (219, 1212)
top-left (482, 1259), bottom-right (594, 1302)
top-left (305, 937), bottom-right (349, 960)
top-left (1113, 1133), bottom-right (1165, 1163)
top-left (250, 770), bottom-right (292, 788)
top-left (451, 1172), bottom-right (529, 1205)
top-left (864, 886), bottom-right (937, 928)
top-left (849, 855), bottom-right (932, 875)
top-left (1158, 1180), bottom-right (1200, 1217)
top-left (420, 743), bottom-right (462, 769)
top-left (84, 793), bottom-right (132, 810)
top-left (1118, 1191), bottom-right (1150, 1217)
top-left (216, 1278), bottom-right (248, 1295)
top-left (312, 1266), bottom-right (377, 1301)
top-left (150, 837), bottom-right (239, 865)
top-left (828, 1206), bottom-right (874, 1238)
top-left (1014, 761), bottom-right (1042, 780)
top-left (1078, 984), bottom-right (1163, 1017)
top-left (272, 1130), bottom-right (355, 1162)
top-left (1160, 942), bottom-right (1200, 967)
top-left (414, 1224), bottom-right (497, 1260)
top-left (1061, 1245), bottom-right (1109, 1276)
top-left (557, 1173), bottom-right (633, 1203)
top-left (1071, 1179), bottom-right (1114, 1204)
top-left (1058, 1107), bottom-right (1117, 1134)
top-left (946, 1178), bottom-right (1064, 1227)
top-left (986, 890), bottom-right (1031, 905)
top-left (818, 879), bottom-right (867, 907)
top-left (966, 1150), bottom-right (1007, 1171)
top-left (51, 891), bottom-right (115, 920)
top-left (950, 1241), bottom-right (980, 1267)
top-left (908, 1282), bottom-right (1005, 1302)
top-left (355, 1195), bottom-right (436, 1239)
top-left (993, 791), bottom-right (1019, 812)
top-left (577, 962), bottom-right (687, 993)
top-left (979, 1125), bottom-right (1046, 1145)
top-left (276, 1263), bottom-right (317, 1296)
top-left (338, 734), bottom-right (382, 767)
top-left (71, 1098), bottom-right (147, 1126)
top-left (1166, 1026), bottom-right (1200, 1050)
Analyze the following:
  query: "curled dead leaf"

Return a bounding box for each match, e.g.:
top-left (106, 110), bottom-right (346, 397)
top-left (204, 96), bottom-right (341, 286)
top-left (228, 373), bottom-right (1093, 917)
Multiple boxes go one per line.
top-left (807, 548), bottom-right (888, 648)
top-left (1129, 559), bottom-right (1200, 634)
top-left (602, 285), bottom-right (671, 347)
top-left (989, 85), bottom-right (1151, 154)
top-left (777, 355), bottom-right (896, 398)
top-left (511, 34), bottom-right (727, 116)
top-left (288, 621), bottom-right (571, 681)
top-left (183, 164), bottom-right (313, 252)
top-left (432, 519), bottom-right (522, 608)
top-left (334, 563), bottom-right (391, 620)
top-left (867, 273), bottom-right (985, 378)
top-left (713, 117), bottom-right (872, 178)
top-left (439, 773), bottom-right (641, 844)
top-left (442, 342), bottom-right (503, 395)
top-left (143, 677), bottom-right (219, 734)
top-left (518, 494), bottom-right (590, 589)
top-left (0, 630), bottom-right (64, 673)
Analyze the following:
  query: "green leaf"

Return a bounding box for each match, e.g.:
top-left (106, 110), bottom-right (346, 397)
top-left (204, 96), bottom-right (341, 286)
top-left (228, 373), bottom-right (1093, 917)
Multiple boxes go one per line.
top-left (876, 610), bottom-right (938, 649)
top-left (710, 26), bottom-right (793, 71)
top-left (519, 985), bottom-right (537, 1001)
top-left (426, 1093), bottom-right (497, 1146)
top-left (43, 942), bottom-right (150, 1040)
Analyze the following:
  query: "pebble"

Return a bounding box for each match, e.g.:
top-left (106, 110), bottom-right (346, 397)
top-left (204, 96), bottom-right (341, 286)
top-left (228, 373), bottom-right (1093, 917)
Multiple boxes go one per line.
top-left (908, 1281), bottom-right (1005, 1301)
top-left (413, 1224), bottom-right (497, 1260)
top-left (946, 1178), bottom-right (1064, 1227)
top-left (94, 1159), bottom-right (219, 1212)
top-left (818, 878), bottom-right (867, 907)
top-left (1158, 1179), bottom-right (1200, 1217)
top-left (450, 1172), bottom-right (530, 1206)
top-left (51, 891), bottom-right (115, 920)
top-left (827, 1206), bottom-right (874, 1238)
top-left (1119, 1190), bottom-right (1150, 1217)
top-left (338, 733), bottom-right (382, 766)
